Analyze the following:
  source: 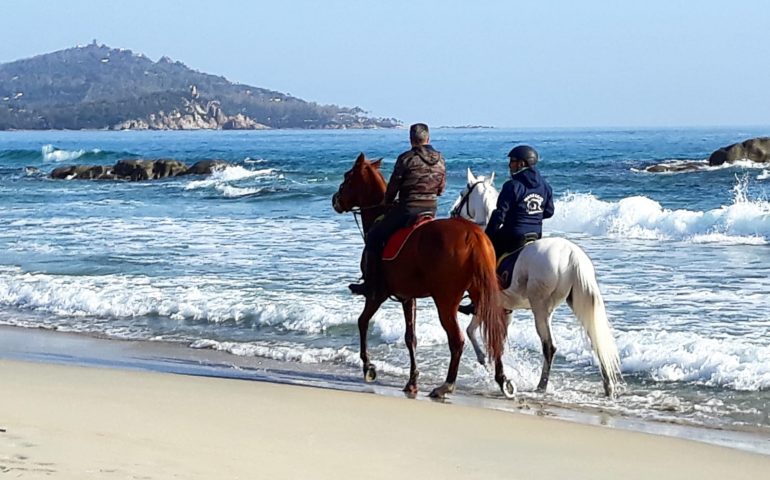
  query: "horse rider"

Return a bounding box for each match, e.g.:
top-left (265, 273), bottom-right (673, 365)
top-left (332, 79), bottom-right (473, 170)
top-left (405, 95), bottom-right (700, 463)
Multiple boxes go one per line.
top-left (349, 123), bottom-right (446, 299)
top-left (459, 144), bottom-right (554, 315)
top-left (486, 145), bottom-right (554, 256)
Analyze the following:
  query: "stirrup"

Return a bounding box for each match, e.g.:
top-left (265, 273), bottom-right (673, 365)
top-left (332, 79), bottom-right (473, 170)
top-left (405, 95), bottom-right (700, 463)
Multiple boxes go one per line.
top-left (458, 303), bottom-right (475, 315)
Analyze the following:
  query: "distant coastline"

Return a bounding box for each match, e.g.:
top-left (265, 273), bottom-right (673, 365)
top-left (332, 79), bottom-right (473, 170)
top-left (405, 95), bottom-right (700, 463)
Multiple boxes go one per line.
top-left (0, 42), bottom-right (401, 131)
top-left (438, 125), bottom-right (495, 129)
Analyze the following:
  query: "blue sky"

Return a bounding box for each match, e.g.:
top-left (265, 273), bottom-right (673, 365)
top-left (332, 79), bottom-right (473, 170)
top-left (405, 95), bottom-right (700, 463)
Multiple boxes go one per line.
top-left (2, 1), bottom-right (768, 128)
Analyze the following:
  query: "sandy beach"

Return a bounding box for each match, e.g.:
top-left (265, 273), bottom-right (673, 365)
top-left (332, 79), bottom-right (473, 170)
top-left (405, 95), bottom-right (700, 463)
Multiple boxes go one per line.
top-left (1, 358), bottom-right (768, 480)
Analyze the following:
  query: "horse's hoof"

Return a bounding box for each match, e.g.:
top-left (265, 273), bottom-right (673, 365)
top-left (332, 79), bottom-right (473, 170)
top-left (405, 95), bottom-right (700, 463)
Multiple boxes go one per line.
top-left (364, 365), bottom-right (377, 383)
top-left (476, 356), bottom-right (486, 366)
top-left (604, 384), bottom-right (616, 399)
top-left (428, 388), bottom-right (444, 399)
top-left (428, 383), bottom-right (454, 399)
top-left (501, 379), bottom-right (517, 399)
top-left (403, 384), bottom-right (418, 397)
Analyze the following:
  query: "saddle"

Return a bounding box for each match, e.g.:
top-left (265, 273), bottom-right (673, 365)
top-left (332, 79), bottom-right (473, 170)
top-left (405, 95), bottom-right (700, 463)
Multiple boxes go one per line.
top-left (496, 234), bottom-right (539, 289)
top-left (382, 216), bottom-right (433, 261)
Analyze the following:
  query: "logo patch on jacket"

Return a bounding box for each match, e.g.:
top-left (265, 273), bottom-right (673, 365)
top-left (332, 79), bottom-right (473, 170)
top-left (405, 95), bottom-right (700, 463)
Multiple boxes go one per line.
top-left (524, 193), bottom-right (544, 214)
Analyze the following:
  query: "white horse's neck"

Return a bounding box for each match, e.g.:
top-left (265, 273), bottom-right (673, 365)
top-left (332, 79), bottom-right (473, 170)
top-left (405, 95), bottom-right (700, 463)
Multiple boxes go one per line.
top-left (475, 182), bottom-right (498, 227)
top-left (451, 174), bottom-right (499, 227)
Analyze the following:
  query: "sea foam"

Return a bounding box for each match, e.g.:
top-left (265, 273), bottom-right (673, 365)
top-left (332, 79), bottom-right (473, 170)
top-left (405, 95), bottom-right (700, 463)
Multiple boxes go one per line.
top-left (184, 166), bottom-right (277, 191)
top-left (2, 262), bottom-right (767, 391)
top-left (499, 311), bottom-right (770, 392)
top-left (550, 179), bottom-right (770, 244)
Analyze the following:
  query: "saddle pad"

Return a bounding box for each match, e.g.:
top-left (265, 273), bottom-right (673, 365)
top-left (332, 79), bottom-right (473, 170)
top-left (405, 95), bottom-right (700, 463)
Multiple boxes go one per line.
top-left (382, 216), bottom-right (433, 261)
top-left (496, 250), bottom-right (521, 290)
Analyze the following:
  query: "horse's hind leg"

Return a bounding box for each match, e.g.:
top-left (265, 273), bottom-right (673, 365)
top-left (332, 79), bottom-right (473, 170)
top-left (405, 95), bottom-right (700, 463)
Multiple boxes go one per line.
top-left (465, 289), bottom-right (485, 365)
top-left (532, 300), bottom-right (557, 393)
top-left (429, 295), bottom-right (465, 399)
top-left (467, 310), bottom-right (512, 366)
top-left (466, 315), bottom-right (486, 366)
top-left (402, 298), bottom-right (419, 396)
top-left (358, 296), bottom-right (386, 382)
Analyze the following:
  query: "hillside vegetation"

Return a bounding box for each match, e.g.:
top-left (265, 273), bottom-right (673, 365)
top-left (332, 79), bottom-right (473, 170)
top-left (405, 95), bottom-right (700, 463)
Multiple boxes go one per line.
top-left (0, 43), bottom-right (400, 130)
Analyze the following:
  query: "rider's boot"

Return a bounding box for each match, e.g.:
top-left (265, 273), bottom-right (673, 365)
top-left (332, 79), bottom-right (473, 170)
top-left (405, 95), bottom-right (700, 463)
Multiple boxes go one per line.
top-left (458, 303), bottom-right (476, 315)
top-left (349, 250), bottom-right (369, 296)
top-left (348, 283), bottom-right (368, 296)
top-left (349, 250), bottom-right (382, 299)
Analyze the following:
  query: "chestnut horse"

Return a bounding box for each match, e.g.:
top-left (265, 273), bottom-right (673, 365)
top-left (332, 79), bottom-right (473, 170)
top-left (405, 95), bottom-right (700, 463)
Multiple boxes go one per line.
top-left (332, 153), bottom-right (514, 398)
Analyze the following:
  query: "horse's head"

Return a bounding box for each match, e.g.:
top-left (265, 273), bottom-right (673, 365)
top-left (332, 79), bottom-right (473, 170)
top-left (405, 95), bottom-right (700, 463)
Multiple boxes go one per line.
top-left (450, 168), bottom-right (499, 227)
top-left (332, 153), bottom-right (386, 213)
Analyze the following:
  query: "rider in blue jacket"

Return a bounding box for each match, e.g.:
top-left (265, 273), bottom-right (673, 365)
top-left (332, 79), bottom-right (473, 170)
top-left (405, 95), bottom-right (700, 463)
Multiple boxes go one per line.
top-left (459, 145), bottom-right (554, 315)
top-left (485, 145), bottom-right (554, 256)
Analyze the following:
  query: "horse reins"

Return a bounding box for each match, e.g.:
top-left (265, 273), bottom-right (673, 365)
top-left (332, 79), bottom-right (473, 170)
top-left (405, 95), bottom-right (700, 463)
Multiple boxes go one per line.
top-left (450, 181), bottom-right (484, 220)
top-left (349, 204), bottom-right (383, 242)
top-left (454, 180), bottom-right (484, 307)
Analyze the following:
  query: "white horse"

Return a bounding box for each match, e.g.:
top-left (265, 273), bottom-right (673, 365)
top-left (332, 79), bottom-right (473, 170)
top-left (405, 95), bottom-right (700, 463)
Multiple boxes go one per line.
top-left (450, 168), bottom-right (622, 397)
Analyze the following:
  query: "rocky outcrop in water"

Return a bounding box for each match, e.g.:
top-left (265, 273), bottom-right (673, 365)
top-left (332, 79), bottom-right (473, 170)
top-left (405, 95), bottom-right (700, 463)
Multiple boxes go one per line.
top-left (50, 165), bottom-right (115, 180)
top-left (643, 161), bottom-right (708, 173)
top-left (49, 159), bottom-right (230, 180)
top-left (708, 137), bottom-right (770, 166)
top-left (185, 159), bottom-right (230, 175)
top-left (112, 159), bottom-right (189, 180)
top-left (644, 137), bottom-right (770, 173)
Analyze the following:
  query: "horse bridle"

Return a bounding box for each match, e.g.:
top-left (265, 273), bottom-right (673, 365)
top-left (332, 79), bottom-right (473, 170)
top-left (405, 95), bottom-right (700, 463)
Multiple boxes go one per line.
top-left (348, 203), bottom-right (384, 241)
top-left (334, 184), bottom-right (379, 241)
top-left (450, 180), bottom-right (484, 220)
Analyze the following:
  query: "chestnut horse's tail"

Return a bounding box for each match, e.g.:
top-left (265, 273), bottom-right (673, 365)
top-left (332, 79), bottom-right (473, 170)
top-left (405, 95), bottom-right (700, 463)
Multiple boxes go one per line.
top-left (468, 228), bottom-right (507, 361)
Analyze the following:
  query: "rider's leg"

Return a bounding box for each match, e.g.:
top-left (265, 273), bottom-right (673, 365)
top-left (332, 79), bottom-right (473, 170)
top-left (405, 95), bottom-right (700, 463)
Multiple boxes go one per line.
top-left (458, 303), bottom-right (476, 315)
top-left (458, 235), bottom-right (527, 315)
top-left (349, 208), bottom-right (406, 298)
top-left (349, 247), bottom-right (373, 296)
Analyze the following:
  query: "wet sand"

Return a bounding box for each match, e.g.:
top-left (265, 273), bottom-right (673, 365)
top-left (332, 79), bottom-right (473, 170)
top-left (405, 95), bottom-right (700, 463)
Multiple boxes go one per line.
top-left (2, 357), bottom-right (769, 479)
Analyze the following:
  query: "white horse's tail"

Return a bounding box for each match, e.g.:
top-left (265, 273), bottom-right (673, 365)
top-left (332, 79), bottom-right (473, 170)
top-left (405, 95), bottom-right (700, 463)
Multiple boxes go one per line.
top-left (569, 248), bottom-right (622, 394)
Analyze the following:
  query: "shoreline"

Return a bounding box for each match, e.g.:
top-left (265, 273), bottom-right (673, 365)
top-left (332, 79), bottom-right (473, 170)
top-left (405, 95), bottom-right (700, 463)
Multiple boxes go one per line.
top-left (3, 359), bottom-right (770, 478)
top-left (1, 325), bottom-right (768, 457)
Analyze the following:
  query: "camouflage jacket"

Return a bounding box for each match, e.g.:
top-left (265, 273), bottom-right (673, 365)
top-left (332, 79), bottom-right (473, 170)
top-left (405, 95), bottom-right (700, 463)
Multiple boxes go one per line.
top-left (384, 145), bottom-right (446, 208)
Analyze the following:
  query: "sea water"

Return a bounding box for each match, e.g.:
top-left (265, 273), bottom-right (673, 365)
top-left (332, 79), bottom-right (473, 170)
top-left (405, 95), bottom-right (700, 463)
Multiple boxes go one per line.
top-left (0, 128), bottom-right (768, 436)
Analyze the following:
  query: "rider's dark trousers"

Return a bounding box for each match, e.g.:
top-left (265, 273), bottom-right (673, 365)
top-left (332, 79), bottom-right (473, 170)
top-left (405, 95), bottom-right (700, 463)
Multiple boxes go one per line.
top-left (360, 204), bottom-right (436, 287)
top-left (489, 232), bottom-right (541, 259)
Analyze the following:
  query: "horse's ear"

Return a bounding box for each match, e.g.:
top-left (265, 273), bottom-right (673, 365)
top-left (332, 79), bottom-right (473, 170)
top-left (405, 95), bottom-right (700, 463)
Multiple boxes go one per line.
top-left (466, 168), bottom-right (476, 184)
top-left (355, 152), bottom-right (366, 164)
top-left (371, 158), bottom-right (383, 169)
top-left (488, 171), bottom-right (495, 185)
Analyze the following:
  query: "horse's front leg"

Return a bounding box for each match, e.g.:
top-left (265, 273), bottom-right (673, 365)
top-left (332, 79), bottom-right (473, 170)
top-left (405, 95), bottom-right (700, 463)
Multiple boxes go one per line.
top-left (358, 297), bottom-right (385, 382)
top-left (402, 298), bottom-right (419, 396)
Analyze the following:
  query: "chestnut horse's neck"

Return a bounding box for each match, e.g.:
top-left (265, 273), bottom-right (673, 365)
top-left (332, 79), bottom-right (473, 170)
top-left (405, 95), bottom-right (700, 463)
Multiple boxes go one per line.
top-left (359, 169), bottom-right (387, 233)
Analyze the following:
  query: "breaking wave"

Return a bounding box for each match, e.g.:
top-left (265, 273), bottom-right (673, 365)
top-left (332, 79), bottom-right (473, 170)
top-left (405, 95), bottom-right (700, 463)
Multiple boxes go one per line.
top-left (550, 176), bottom-right (770, 243)
top-left (41, 144), bottom-right (102, 162)
top-left (184, 166), bottom-right (278, 193)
